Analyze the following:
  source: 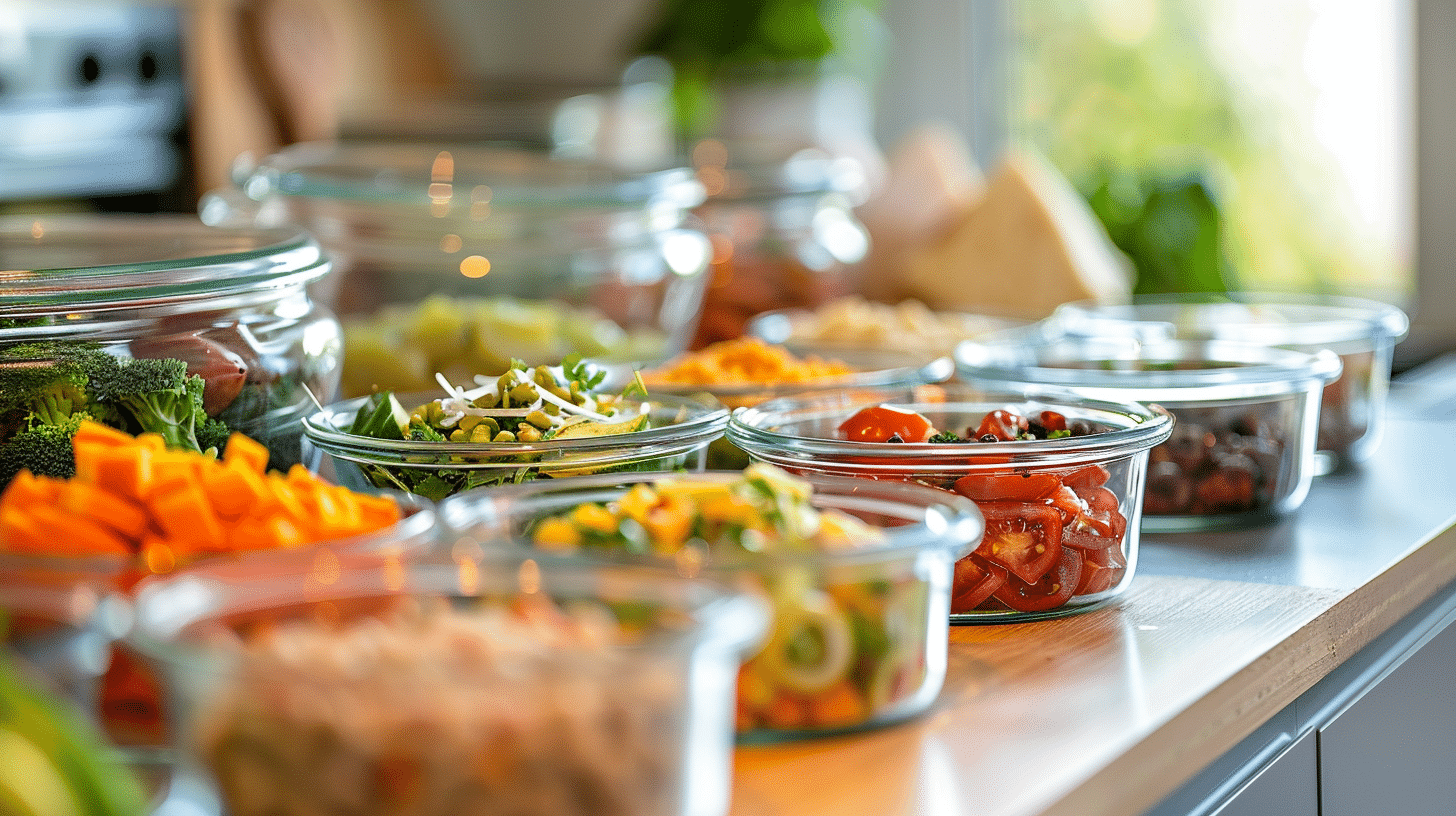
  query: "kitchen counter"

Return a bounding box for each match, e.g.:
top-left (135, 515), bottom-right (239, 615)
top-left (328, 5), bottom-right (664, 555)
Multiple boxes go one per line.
top-left (729, 382), bottom-right (1456, 816)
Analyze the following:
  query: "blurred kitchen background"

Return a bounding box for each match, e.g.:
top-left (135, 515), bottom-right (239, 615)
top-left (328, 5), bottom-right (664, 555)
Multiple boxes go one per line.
top-left (2, 0), bottom-right (1452, 368)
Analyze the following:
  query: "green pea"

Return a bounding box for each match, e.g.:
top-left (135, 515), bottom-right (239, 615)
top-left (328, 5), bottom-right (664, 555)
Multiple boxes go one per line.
top-left (493, 430), bottom-right (517, 442)
top-left (509, 383), bottom-right (538, 405)
top-left (517, 425), bottom-right (543, 442)
top-left (472, 392), bottom-right (499, 409)
top-left (524, 410), bottom-right (554, 430)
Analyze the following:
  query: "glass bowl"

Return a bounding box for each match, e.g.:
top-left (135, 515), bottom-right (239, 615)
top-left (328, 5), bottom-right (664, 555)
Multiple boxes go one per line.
top-left (639, 339), bottom-right (952, 469)
top-left (438, 469), bottom-right (984, 741)
top-left (0, 553), bottom-right (131, 723)
top-left (302, 392), bottom-right (729, 500)
top-left (0, 214), bottom-right (340, 483)
top-left (955, 334), bottom-right (1342, 531)
top-left (128, 549), bottom-right (768, 816)
top-left (747, 298), bottom-right (1028, 366)
top-left (201, 142), bottom-right (713, 383)
top-left (1052, 293), bottom-right (1408, 471)
top-left (725, 385), bottom-right (1173, 621)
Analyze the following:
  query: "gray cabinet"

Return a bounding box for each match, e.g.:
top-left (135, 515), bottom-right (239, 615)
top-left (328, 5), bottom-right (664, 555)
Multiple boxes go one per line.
top-left (1209, 730), bottom-right (1317, 816)
top-left (1319, 614), bottom-right (1456, 816)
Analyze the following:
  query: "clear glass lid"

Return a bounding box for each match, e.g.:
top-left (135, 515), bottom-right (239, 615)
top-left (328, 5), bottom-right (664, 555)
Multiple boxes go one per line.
top-left (0, 214), bottom-right (328, 313)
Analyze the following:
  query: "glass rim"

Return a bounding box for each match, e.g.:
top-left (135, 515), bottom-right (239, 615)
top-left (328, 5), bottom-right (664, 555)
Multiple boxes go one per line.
top-left (1053, 292), bottom-right (1411, 347)
top-left (302, 392), bottom-right (730, 469)
top-left (0, 214), bottom-right (328, 313)
top-left (128, 549), bottom-right (769, 659)
top-left (245, 140), bottom-right (707, 211)
top-left (954, 337), bottom-right (1344, 395)
top-left (727, 387), bottom-right (1176, 467)
top-left (439, 468), bottom-right (987, 568)
top-left (642, 355), bottom-right (954, 401)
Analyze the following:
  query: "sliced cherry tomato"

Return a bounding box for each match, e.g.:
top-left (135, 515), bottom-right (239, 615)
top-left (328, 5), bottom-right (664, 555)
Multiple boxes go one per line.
top-left (838, 404), bottom-right (936, 443)
top-left (952, 472), bottom-right (1062, 502)
top-left (1074, 543), bottom-right (1128, 595)
top-left (951, 555), bottom-right (1008, 613)
top-left (1062, 464), bottom-right (1111, 492)
top-left (1072, 485), bottom-right (1126, 540)
top-left (993, 546), bottom-right (1084, 613)
top-left (974, 409), bottom-right (1029, 442)
top-left (974, 501), bottom-right (1062, 585)
top-left (1035, 410), bottom-right (1068, 433)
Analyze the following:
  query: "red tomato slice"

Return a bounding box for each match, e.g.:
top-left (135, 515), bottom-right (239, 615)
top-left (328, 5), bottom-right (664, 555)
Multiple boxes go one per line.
top-left (1074, 543), bottom-right (1128, 595)
top-left (974, 501), bottom-right (1063, 585)
top-left (974, 409), bottom-right (1029, 441)
top-left (1062, 464), bottom-right (1111, 492)
top-left (838, 404), bottom-right (935, 443)
top-left (952, 472), bottom-right (1062, 502)
top-left (951, 555), bottom-right (1008, 613)
top-left (1073, 485), bottom-right (1127, 540)
top-left (993, 546), bottom-right (1084, 613)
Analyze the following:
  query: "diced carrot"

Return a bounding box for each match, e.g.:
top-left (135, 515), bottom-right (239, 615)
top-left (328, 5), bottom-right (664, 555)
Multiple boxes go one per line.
top-left (200, 460), bottom-right (255, 521)
top-left (805, 680), bottom-right (870, 728)
top-left (56, 481), bottom-right (149, 544)
top-left (761, 691), bottom-right (813, 731)
top-left (222, 432), bottom-right (270, 474)
top-left (24, 505), bottom-right (131, 556)
top-left (0, 505), bottom-right (53, 553)
top-left (75, 443), bottom-right (154, 499)
top-left (71, 420), bottom-right (135, 452)
top-left (148, 482), bottom-right (226, 554)
top-left (0, 469), bottom-right (62, 508)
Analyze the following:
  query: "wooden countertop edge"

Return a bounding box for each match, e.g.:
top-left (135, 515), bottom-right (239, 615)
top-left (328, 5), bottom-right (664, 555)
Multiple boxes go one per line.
top-left (1038, 520), bottom-right (1456, 816)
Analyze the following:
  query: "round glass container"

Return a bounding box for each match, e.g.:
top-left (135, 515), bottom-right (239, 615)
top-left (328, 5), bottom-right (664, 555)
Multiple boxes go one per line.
top-left (0, 214), bottom-right (340, 478)
top-left (302, 392), bottom-right (729, 500)
top-left (726, 385), bottom-right (1173, 622)
top-left (0, 491), bottom-right (439, 751)
top-left (956, 334), bottom-right (1342, 530)
top-left (641, 344), bottom-right (952, 469)
top-left (747, 300), bottom-right (1028, 366)
top-left (1053, 293), bottom-right (1409, 471)
top-left (439, 469), bottom-right (984, 741)
top-left (687, 143), bottom-right (870, 346)
top-left (130, 549), bottom-right (768, 816)
top-left (202, 141), bottom-right (713, 394)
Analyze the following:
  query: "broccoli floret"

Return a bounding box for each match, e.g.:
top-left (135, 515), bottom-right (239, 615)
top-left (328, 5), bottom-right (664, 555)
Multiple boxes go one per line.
top-left (0, 413), bottom-right (88, 483)
top-left (86, 356), bottom-right (206, 451)
top-left (0, 341), bottom-right (96, 431)
top-left (196, 417), bottom-right (234, 457)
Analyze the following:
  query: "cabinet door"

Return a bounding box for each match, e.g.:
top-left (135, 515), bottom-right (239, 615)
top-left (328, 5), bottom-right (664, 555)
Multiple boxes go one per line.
top-left (1320, 618), bottom-right (1456, 816)
top-left (1209, 729), bottom-right (1317, 816)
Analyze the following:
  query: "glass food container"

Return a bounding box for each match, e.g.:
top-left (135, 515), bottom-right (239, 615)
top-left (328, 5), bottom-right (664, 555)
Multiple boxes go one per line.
top-left (1052, 293), bottom-right (1409, 472)
top-left (640, 340), bottom-right (953, 469)
top-left (688, 142), bottom-right (870, 347)
top-left (438, 469), bottom-right (984, 741)
top-left (129, 549), bottom-right (769, 816)
top-left (0, 485), bottom-right (439, 751)
top-left (956, 334), bottom-right (1342, 531)
top-left (726, 385), bottom-right (1173, 622)
top-left (0, 214), bottom-right (341, 478)
top-left (302, 392), bottom-right (729, 500)
top-left (747, 298), bottom-right (1028, 366)
top-left (201, 142), bottom-right (713, 397)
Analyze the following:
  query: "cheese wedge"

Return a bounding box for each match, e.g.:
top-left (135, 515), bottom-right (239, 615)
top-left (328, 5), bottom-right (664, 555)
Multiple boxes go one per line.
top-left (899, 151), bottom-right (1131, 319)
top-left (856, 123), bottom-right (984, 302)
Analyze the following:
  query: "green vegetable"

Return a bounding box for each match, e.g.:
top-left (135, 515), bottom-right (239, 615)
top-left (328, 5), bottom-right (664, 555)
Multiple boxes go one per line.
top-left (86, 356), bottom-right (205, 452)
top-left (0, 414), bottom-right (89, 484)
top-left (0, 341), bottom-right (240, 487)
top-left (0, 652), bottom-right (148, 816)
top-left (348, 392), bottom-right (411, 440)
